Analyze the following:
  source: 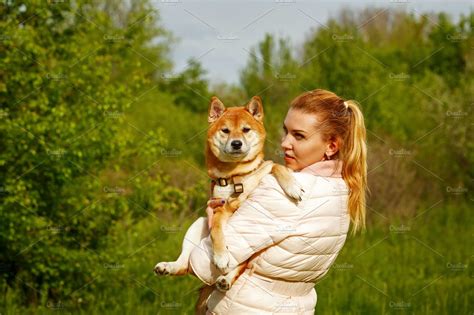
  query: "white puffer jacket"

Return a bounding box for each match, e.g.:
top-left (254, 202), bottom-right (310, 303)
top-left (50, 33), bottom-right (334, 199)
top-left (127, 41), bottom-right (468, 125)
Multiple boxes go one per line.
top-left (189, 160), bottom-right (350, 314)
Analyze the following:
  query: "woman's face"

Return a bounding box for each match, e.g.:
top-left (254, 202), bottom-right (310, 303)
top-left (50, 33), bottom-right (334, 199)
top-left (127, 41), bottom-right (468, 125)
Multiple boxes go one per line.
top-left (281, 108), bottom-right (331, 171)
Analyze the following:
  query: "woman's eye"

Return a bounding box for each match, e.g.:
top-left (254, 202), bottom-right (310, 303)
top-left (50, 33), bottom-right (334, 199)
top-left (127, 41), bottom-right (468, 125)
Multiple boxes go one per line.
top-left (294, 133), bottom-right (304, 140)
top-left (242, 127), bottom-right (250, 133)
top-left (222, 128), bottom-right (230, 134)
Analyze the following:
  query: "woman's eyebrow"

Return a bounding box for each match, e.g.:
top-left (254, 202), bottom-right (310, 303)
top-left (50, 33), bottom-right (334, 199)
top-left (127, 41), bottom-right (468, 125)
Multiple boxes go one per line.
top-left (283, 124), bottom-right (307, 134)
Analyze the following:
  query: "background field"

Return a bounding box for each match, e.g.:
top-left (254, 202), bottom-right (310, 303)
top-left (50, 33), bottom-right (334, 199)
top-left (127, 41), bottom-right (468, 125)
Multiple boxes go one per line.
top-left (1, 1), bottom-right (472, 314)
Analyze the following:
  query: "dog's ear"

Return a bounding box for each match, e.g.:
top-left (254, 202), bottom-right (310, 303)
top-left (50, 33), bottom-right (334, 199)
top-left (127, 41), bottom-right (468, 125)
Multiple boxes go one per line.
top-left (246, 96), bottom-right (264, 122)
top-left (208, 96), bottom-right (226, 123)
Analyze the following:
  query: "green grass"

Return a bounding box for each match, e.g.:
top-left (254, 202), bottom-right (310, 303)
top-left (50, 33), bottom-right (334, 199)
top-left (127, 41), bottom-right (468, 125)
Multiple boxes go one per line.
top-left (316, 201), bottom-right (472, 314)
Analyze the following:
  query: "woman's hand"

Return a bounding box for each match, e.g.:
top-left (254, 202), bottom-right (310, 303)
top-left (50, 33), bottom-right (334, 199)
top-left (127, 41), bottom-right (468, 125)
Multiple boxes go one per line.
top-left (206, 198), bottom-right (225, 230)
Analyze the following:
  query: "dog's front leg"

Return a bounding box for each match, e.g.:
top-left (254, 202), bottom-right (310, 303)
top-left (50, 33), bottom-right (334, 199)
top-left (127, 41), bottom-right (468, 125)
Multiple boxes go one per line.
top-left (154, 217), bottom-right (209, 276)
top-left (210, 202), bottom-right (236, 271)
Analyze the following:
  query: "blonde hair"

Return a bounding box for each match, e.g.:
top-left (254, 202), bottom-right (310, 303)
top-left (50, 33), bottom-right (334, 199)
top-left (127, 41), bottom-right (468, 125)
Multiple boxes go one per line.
top-left (290, 89), bottom-right (368, 235)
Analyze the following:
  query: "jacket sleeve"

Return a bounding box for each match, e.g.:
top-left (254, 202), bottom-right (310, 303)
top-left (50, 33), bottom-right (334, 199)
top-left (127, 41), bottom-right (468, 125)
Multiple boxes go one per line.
top-left (189, 174), bottom-right (302, 285)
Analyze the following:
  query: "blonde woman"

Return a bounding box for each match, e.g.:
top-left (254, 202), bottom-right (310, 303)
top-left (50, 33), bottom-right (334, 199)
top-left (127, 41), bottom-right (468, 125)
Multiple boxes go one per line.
top-left (189, 89), bottom-right (368, 314)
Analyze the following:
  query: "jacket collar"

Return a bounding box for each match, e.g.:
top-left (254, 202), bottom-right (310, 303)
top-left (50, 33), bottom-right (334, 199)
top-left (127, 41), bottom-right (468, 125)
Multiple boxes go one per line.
top-left (299, 159), bottom-right (343, 178)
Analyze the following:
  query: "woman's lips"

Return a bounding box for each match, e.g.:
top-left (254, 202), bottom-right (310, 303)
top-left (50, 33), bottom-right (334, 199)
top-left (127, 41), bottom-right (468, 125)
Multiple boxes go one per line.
top-left (284, 153), bottom-right (295, 161)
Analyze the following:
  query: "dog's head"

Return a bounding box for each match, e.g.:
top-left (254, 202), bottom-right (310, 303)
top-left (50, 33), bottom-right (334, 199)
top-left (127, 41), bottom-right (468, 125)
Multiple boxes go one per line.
top-left (207, 96), bottom-right (266, 163)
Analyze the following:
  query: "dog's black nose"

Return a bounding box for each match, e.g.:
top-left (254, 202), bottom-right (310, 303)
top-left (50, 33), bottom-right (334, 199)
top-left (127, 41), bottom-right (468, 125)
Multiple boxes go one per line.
top-left (231, 140), bottom-right (242, 150)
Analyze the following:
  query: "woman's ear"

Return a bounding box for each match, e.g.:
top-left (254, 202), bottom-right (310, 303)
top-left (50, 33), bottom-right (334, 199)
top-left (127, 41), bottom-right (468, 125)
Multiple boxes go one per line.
top-left (325, 138), bottom-right (340, 158)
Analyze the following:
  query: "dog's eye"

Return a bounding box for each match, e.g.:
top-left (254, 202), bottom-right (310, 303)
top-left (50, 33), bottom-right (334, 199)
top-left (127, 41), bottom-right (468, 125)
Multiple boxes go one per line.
top-left (242, 127), bottom-right (251, 133)
top-left (222, 128), bottom-right (230, 134)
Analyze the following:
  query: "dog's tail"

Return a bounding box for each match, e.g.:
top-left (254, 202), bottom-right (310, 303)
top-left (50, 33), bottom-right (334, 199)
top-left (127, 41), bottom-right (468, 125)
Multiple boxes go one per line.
top-left (195, 284), bottom-right (214, 315)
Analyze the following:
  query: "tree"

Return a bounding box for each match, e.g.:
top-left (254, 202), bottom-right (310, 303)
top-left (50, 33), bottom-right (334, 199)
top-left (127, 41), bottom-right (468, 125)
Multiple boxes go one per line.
top-left (240, 33), bottom-right (299, 107)
top-left (162, 58), bottom-right (211, 113)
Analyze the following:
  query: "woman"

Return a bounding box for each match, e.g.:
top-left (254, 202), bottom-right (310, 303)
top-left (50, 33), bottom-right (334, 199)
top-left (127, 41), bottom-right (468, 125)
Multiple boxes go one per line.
top-left (189, 89), bottom-right (367, 314)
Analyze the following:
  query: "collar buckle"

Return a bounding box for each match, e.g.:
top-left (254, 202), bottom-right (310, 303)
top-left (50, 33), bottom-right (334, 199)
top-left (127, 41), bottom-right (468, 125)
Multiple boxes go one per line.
top-left (234, 183), bottom-right (244, 194)
top-left (217, 178), bottom-right (228, 186)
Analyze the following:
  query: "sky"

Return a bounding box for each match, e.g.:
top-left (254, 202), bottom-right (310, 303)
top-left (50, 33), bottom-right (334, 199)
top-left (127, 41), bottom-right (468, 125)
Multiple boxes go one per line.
top-left (155, 0), bottom-right (473, 85)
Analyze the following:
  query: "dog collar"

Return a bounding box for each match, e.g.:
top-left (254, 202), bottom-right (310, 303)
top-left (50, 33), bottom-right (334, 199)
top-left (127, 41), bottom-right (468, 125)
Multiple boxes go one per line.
top-left (210, 159), bottom-right (266, 195)
top-left (211, 175), bottom-right (244, 194)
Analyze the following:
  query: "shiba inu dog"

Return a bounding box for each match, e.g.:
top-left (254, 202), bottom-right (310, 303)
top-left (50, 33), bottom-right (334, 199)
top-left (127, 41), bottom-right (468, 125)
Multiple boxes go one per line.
top-left (154, 96), bottom-right (303, 311)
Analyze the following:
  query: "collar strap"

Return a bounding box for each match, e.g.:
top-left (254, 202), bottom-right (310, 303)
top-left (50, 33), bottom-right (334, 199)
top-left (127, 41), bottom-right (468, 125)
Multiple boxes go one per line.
top-left (210, 159), bottom-right (265, 195)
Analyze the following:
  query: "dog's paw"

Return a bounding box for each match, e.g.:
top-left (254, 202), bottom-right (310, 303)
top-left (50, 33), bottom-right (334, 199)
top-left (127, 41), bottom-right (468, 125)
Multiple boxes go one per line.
top-left (154, 262), bottom-right (172, 276)
top-left (213, 252), bottom-right (230, 271)
top-left (216, 275), bottom-right (231, 292)
top-left (282, 179), bottom-right (305, 202)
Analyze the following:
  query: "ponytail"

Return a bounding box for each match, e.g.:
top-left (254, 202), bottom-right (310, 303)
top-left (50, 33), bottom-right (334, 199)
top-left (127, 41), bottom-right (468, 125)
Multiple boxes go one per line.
top-left (341, 100), bottom-right (368, 235)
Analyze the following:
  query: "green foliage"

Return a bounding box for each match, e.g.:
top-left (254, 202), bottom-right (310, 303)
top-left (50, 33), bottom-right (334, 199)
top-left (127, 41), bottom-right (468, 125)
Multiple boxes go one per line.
top-left (160, 58), bottom-right (211, 113)
top-left (0, 2), bottom-right (471, 314)
top-left (0, 0), bottom-right (174, 306)
top-left (240, 33), bottom-right (301, 107)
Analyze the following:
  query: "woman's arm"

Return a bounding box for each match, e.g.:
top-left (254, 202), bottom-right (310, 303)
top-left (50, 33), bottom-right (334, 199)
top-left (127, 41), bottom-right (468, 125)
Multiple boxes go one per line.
top-left (189, 174), bottom-right (302, 285)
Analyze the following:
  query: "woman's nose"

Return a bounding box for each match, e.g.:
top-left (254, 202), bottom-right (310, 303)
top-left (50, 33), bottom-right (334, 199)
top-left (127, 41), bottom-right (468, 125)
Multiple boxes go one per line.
top-left (281, 134), bottom-right (291, 150)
